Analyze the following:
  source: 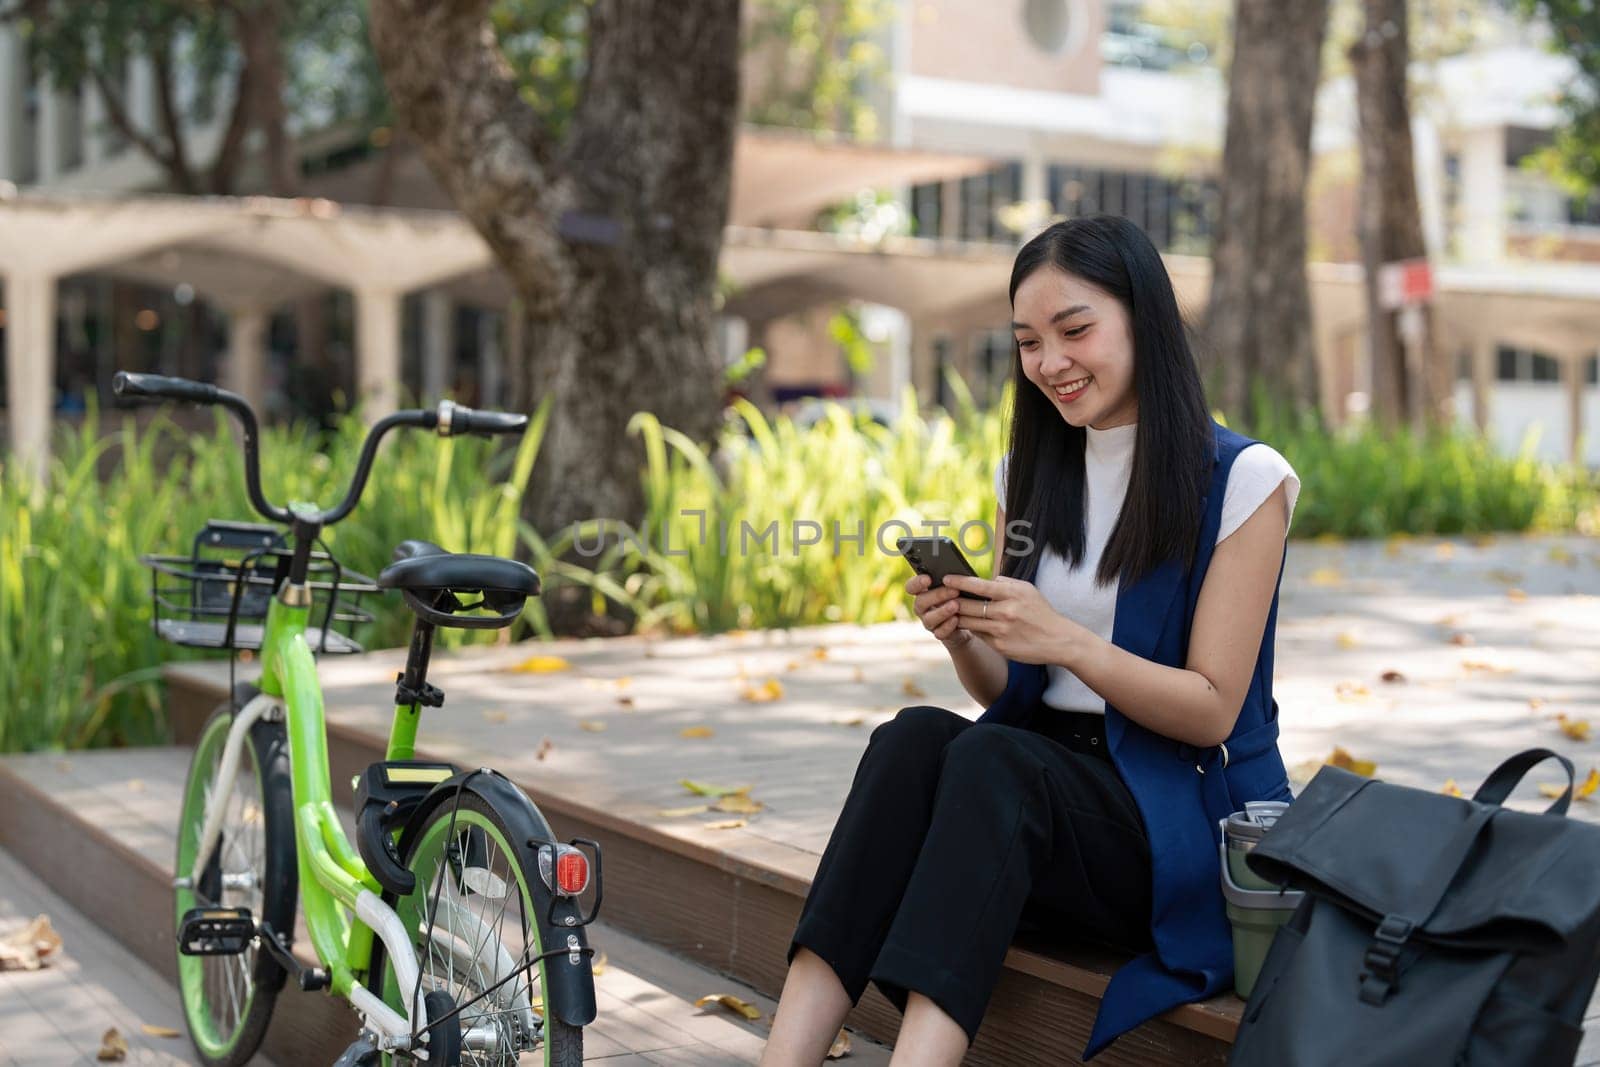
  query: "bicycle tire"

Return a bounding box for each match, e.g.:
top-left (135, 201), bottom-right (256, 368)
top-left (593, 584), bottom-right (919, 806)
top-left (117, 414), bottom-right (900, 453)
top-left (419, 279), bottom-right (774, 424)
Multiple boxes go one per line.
top-left (368, 790), bottom-right (584, 1067)
top-left (173, 689), bottom-right (298, 1067)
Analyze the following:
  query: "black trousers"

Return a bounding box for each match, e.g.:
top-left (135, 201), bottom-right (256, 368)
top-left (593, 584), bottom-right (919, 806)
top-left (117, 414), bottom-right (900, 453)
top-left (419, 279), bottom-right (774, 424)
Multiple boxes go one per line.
top-left (787, 704), bottom-right (1154, 1043)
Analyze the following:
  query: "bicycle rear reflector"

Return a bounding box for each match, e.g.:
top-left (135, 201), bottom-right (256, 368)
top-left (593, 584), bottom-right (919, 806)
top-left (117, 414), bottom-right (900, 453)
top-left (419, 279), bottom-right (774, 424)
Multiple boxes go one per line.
top-left (539, 843), bottom-right (591, 896)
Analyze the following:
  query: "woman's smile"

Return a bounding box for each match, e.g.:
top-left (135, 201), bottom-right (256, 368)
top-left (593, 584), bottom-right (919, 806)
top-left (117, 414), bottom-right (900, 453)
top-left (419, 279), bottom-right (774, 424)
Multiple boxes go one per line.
top-left (1052, 376), bottom-right (1092, 403)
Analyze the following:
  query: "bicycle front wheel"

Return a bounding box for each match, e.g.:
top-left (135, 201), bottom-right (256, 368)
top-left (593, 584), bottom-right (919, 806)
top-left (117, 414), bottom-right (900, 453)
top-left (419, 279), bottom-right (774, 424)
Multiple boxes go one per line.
top-left (370, 791), bottom-right (584, 1067)
top-left (173, 691), bottom-right (298, 1067)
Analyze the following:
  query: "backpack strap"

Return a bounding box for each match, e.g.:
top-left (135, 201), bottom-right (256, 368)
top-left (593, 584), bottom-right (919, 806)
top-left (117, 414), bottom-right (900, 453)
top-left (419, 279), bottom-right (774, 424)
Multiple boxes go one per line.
top-left (1471, 747), bottom-right (1576, 815)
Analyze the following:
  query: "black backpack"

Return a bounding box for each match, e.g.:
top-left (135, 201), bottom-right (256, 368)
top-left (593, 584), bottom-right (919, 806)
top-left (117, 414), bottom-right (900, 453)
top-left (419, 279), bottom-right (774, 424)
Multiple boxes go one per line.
top-left (1229, 749), bottom-right (1600, 1067)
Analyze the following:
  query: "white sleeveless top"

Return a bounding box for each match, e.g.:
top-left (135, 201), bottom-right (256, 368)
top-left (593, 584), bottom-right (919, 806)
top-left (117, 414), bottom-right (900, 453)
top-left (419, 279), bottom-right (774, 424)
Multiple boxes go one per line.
top-left (995, 422), bottom-right (1299, 713)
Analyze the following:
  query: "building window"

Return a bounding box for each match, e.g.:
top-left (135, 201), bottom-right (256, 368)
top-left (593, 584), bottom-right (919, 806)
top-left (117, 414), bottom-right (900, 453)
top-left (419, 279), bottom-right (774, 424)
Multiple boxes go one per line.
top-left (1496, 346), bottom-right (1563, 383)
top-left (911, 181), bottom-right (942, 240)
top-left (1586, 356), bottom-right (1599, 386)
top-left (959, 163), bottom-right (1022, 243)
top-left (1532, 354), bottom-right (1560, 382)
top-left (1022, 0), bottom-right (1080, 55)
top-left (1044, 164), bottom-right (1216, 253)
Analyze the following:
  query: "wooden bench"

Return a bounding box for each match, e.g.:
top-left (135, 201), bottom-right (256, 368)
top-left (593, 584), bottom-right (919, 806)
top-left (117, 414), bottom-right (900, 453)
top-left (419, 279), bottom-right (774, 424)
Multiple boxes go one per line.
top-left (159, 663), bottom-right (1241, 1065)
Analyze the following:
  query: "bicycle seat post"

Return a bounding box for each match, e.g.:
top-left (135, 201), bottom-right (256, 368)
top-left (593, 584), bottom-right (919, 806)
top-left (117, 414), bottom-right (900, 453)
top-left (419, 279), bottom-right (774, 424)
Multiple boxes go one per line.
top-left (391, 617), bottom-right (443, 761)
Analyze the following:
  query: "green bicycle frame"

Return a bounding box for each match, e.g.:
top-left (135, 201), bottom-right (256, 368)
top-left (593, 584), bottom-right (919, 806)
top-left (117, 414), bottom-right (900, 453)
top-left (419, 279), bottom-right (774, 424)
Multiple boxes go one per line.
top-left (253, 581), bottom-right (417, 1000)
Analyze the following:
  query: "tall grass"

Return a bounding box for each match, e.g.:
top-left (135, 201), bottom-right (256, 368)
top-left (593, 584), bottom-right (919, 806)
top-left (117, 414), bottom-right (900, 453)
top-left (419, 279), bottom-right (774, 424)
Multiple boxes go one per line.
top-left (0, 404), bottom-right (545, 753)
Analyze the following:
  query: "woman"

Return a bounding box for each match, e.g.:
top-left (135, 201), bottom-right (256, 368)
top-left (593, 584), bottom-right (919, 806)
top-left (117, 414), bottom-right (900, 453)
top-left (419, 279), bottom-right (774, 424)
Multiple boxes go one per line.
top-left (760, 215), bottom-right (1299, 1066)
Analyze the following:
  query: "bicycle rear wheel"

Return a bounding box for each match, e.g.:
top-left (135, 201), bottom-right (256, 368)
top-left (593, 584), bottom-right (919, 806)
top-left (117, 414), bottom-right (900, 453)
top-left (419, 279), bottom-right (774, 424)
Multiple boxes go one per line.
top-left (174, 690), bottom-right (298, 1067)
top-left (369, 791), bottom-right (584, 1067)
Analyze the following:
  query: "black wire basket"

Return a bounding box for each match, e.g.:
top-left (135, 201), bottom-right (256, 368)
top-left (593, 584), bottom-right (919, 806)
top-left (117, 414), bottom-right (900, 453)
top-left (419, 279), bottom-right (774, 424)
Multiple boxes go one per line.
top-left (142, 519), bottom-right (379, 655)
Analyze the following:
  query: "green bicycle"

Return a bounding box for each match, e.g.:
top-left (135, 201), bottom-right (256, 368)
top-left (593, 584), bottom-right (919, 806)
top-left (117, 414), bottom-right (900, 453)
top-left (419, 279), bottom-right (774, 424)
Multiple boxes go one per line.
top-left (116, 372), bottom-right (600, 1067)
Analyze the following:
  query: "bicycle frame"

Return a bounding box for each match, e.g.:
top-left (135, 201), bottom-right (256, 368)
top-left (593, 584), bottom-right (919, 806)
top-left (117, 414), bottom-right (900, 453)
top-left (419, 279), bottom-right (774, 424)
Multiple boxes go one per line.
top-left (186, 580), bottom-right (431, 1051)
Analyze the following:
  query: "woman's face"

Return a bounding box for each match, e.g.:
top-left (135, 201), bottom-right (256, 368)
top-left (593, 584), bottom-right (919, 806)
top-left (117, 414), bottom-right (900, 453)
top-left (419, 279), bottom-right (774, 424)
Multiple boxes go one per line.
top-left (1011, 265), bottom-right (1138, 430)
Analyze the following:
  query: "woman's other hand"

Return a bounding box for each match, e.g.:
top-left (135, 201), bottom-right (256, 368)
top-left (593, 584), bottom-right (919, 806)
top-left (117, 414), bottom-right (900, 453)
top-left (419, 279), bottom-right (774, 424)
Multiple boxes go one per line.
top-left (940, 574), bottom-right (1083, 666)
top-left (907, 573), bottom-right (974, 649)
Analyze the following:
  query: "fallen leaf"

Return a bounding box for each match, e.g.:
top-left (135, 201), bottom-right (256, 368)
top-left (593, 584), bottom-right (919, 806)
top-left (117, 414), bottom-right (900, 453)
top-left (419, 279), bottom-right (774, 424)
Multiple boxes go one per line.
top-left (739, 678), bottom-right (785, 703)
top-left (1336, 632), bottom-right (1360, 650)
top-left (140, 1024), bottom-right (181, 1039)
top-left (695, 993), bottom-right (762, 1021)
top-left (1434, 543), bottom-right (1457, 560)
top-left (1379, 670), bottom-right (1407, 684)
top-left (1307, 567), bottom-right (1344, 587)
top-left (811, 645), bottom-right (830, 660)
top-left (1506, 588), bottom-right (1528, 602)
top-left (1529, 697), bottom-right (1546, 710)
top-left (1441, 779), bottom-right (1464, 797)
top-left (1539, 770), bottom-right (1599, 801)
top-left (680, 726), bottom-right (715, 739)
top-left (1327, 746), bottom-right (1378, 778)
top-left (784, 660), bottom-right (801, 672)
top-left (852, 667), bottom-right (865, 683)
top-left (706, 818), bottom-right (747, 830)
top-left (901, 678), bottom-right (927, 698)
top-left (482, 709), bottom-right (510, 724)
top-left (578, 720), bottom-right (607, 733)
top-left (828, 1028), bottom-right (853, 1059)
top-left (0, 914), bottom-right (62, 971)
top-left (1449, 632), bottom-right (1475, 646)
top-left (1471, 534), bottom-right (1496, 548)
top-left (1557, 714), bottom-right (1591, 742)
top-left (657, 804), bottom-right (711, 817)
top-left (590, 951), bottom-right (608, 976)
top-left (712, 792), bottom-right (765, 815)
top-left (617, 696), bottom-right (635, 708)
top-left (615, 676), bottom-right (632, 689)
top-left (1334, 681), bottom-right (1372, 703)
top-left (505, 655), bottom-right (571, 673)
top-left (1462, 659), bottom-right (1513, 675)
top-left (680, 780), bottom-right (753, 798)
top-left (97, 1028), bottom-right (128, 1062)
top-left (1549, 546), bottom-right (1575, 565)
top-left (834, 716), bottom-right (866, 727)
top-left (534, 738), bottom-right (554, 761)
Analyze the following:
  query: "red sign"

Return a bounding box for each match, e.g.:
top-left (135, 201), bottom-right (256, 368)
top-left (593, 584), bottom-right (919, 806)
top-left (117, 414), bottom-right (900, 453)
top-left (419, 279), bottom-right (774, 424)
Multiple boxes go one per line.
top-left (1378, 258), bottom-right (1433, 309)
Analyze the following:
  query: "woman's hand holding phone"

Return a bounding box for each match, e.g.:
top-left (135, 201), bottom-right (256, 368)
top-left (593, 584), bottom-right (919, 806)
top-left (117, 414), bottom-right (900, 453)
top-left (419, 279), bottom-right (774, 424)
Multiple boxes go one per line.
top-left (908, 572), bottom-right (974, 649)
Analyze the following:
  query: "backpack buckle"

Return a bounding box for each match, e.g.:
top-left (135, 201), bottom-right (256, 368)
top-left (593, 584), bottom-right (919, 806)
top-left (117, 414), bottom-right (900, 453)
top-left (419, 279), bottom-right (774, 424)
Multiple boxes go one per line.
top-left (1359, 914), bottom-right (1414, 1005)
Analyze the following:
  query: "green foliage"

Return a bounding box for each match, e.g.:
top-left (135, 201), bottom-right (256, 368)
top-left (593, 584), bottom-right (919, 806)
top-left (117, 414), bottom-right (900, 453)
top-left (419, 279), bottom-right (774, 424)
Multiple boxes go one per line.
top-left (0, 404), bottom-right (546, 754)
top-left (1515, 0), bottom-right (1600, 194)
top-left (744, 0), bottom-right (893, 138)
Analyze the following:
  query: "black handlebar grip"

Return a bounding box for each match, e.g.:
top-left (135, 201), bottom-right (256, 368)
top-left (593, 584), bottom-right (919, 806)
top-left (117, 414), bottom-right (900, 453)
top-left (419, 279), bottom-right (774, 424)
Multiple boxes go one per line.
top-left (449, 405), bottom-right (528, 437)
top-left (112, 371), bottom-right (220, 405)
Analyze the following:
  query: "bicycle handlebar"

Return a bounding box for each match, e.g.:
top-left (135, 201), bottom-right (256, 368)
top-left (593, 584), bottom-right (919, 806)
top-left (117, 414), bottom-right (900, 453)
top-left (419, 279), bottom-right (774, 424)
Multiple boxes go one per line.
top-left (111, 371), bottom-right (528, 529)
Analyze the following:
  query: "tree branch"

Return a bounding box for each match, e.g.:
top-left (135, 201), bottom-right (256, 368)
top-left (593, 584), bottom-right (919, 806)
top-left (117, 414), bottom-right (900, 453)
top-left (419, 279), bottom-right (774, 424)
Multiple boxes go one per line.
top-left (207, 58), bottom-right (252, 194)
top-left (90, 66), bottom-right (182, 181)
top-left (151, 37), bottom-right (199, 194)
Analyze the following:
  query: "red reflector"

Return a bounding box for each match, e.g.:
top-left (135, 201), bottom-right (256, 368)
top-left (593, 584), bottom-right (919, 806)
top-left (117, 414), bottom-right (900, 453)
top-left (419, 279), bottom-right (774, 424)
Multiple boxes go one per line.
top-left (555, 851), bottom-right (589, 895)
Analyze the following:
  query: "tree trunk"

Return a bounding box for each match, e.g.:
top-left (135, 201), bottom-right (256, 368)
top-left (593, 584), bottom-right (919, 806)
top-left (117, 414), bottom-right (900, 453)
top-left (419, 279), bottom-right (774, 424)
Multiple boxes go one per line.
top-left (1350, 0), bottom-right (1437, 432)
top-left (236, 0), bottom-right (299, 197)
top-left (370, 0), bottom-right (741, 635)
top-left (1203, 0), bottom-right (1329, 423)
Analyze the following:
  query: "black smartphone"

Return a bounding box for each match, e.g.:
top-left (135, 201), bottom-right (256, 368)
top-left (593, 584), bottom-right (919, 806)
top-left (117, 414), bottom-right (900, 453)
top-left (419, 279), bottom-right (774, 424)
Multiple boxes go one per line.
top-left (896, 535), bottom-right (991, 601)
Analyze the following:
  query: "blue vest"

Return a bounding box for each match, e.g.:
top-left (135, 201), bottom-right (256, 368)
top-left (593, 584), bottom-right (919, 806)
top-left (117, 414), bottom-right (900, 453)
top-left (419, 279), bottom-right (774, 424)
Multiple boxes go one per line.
top-left (976, 420), bottom-right (1292, 1060)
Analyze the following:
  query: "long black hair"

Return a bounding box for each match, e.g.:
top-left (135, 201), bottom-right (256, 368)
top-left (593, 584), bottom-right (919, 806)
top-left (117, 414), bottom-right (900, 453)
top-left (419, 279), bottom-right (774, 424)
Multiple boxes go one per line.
top-left (999, 214), bottom-right (1214, 589)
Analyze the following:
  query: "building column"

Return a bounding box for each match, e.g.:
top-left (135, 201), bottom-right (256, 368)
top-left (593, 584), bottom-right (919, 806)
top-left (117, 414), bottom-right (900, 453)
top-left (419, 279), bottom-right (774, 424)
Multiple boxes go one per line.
top-left (4, 272), bottom-right (58, 480)
top-left (1471, 336), bottom-right (1494, 434)
top-left (354, 286), bottom-right (401, 421)
top-left (224, 307), bottom-right (269, 415)
top-left (420, 289), bottom-right (454, 402)
top-left (1458, 126), bottom-right (1506, 263)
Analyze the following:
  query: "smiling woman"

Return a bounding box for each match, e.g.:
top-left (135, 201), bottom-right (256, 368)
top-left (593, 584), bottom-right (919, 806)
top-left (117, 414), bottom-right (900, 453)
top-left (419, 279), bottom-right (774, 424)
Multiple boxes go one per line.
top-left (761, 216), bottom-right (1299, 1067)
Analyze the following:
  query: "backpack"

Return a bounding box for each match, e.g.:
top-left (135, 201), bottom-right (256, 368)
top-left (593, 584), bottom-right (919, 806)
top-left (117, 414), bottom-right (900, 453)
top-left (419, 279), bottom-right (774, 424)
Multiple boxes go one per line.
top-left (1229, 748), bottom-right (1600, 1066)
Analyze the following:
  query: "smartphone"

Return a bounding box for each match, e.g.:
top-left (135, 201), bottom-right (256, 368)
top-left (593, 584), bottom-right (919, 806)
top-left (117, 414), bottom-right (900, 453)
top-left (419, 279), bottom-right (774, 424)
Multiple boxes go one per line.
top-left (896, 535), bottom-right (991, 601)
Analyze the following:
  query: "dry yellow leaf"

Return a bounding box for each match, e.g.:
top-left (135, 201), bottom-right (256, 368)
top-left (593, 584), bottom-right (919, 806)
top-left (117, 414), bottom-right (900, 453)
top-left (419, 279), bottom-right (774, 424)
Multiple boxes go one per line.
top-left (784, 660), bottom-right (801, 672)
top-left (739, 678), bottom-right (785, 703)
top-left (615, 676), bottom-right (632, 688)
top-left (695, 993), bottom-right (762, 1020)
top-left (140, 1024), bottom-right (181, 1039)
top-left (1334, 681), bottom-right (1372, 703)
top-left (1434, 543), bottom-right (1456, 560)
top-left (680, 780), bottom-right (753, 798)
top-left (1539, 770), bottom-right (1599, 801)
top-left (578, 720), bottom-right (607, 733)
top-left (1529, 697), bottom-right (1546, 710)
top-left (1327, 746), bottom-right (1378, 778)
top-left (1449, 632), bottom-right (1475, 646)
top-left (680, 726), bottom-right (715, 739)
top-left (1441, 779), bottom-right (1464, 797)
top-left (1506, 588), bottom-right (1528, 602)
top-left (506, 654), bottom-right (572, 673)
top-left (713, 792), bottom-right (765, 815)
top-left (706, 818), bottom-right (748, 830)
top-left (812, 646), bottom-right (830, 660)
top-left (835, 716), bottom-right (866, 727)
top-left (658, 803), bottom-right (711, 817)
top-left (482, 709), bottom-right (510, 724)
top-left (1558, 715), bottom-right (1591, 742)
top-left (590, 951), bottom-right (608, 976)
top-left (1336, 632), bottom-right (1360, 650)
top-left (97, 1028), bottom-right (128, 1062)
top-left (0, 914), bottom-right (61, 971)
top-left (902, 678), bottom-right (927, 698)
top-left (1462, 659), bottom-right (1513, 675)
top-left (1379, 670), bottom-right (1407, 684)
top-left (1308, 567), bottom-right (1343, 587)
top-left (828, 1029), bottom-right (853, 1059)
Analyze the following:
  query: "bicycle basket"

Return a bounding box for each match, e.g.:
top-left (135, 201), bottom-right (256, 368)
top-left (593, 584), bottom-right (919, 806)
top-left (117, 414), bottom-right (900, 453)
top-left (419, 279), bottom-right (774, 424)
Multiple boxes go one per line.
top-left (141, 519), bottom-right (379, 655)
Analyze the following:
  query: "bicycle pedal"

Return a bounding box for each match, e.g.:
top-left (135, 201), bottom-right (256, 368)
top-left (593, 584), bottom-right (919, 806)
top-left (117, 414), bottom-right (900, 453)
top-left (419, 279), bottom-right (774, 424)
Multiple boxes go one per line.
top-left (177, 906), bottom-right (255, 956)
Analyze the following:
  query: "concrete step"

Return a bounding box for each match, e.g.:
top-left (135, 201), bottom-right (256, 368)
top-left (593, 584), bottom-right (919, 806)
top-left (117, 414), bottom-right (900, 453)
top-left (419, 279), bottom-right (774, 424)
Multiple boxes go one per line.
top-left (0, 747), bottom-right (891, 1065)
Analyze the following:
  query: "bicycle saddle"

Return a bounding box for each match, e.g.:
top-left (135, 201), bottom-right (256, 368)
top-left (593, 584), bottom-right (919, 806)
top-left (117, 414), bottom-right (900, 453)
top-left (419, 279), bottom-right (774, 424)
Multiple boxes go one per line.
top-left (379, 540), bottom-right (541, 629)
